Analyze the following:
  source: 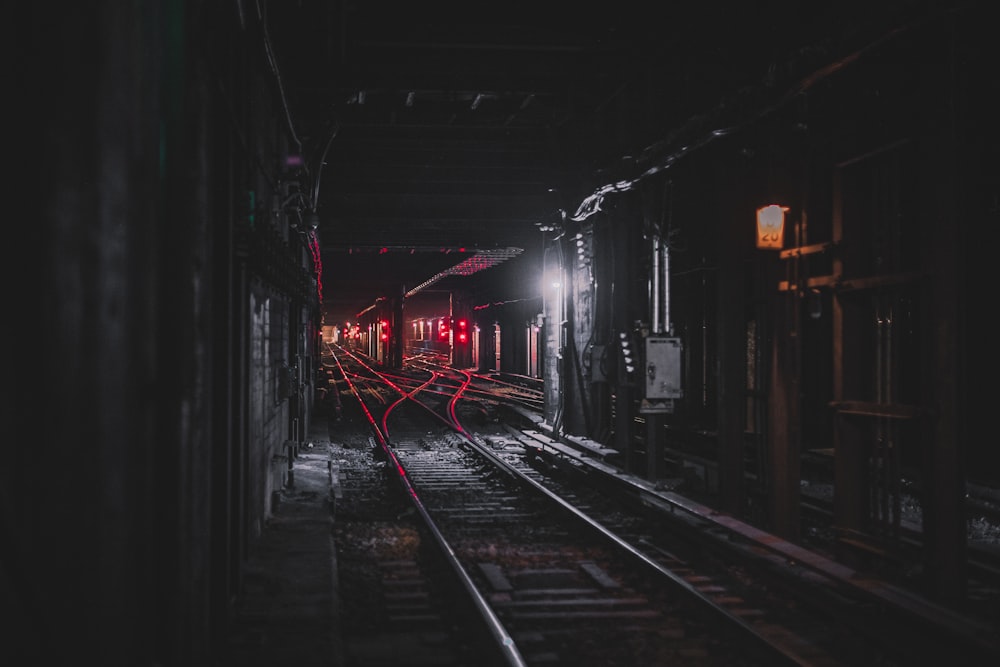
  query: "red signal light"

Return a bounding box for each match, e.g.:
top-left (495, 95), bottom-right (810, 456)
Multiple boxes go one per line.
top-left (455, 319), bottom-right (468, 343)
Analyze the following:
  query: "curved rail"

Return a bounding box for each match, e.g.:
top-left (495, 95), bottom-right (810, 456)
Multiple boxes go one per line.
top-left (337, 349), bottom-right (810, 663)
top-left (331, 347), bottom-right (527, 667)
top-left (388, 363), bottom-right (826, 665)
top-left (330, 345), bottom-right (1000, 665)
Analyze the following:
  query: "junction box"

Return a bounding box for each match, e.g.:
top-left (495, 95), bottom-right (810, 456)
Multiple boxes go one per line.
top-left (644, 336), bottom-right (682, 400)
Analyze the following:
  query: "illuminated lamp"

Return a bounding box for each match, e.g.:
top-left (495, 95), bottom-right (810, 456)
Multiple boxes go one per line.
top-left (456, 319), bottom-right (468, 344)
top-left (619, 331), bottom-right (636, 375)
top-left (756, 204), bottom-right (787, 250)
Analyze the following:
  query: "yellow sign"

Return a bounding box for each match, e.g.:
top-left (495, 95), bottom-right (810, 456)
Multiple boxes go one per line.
top-left (756, 204), bottom-right (787, 250)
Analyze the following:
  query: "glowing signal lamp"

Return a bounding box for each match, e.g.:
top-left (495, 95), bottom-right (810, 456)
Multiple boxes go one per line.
top-left (619, 331), bottom-right (636, 375)
top-left (756, 204), bottom-right (788, 250)
top-left (456, 318), bottom-right (468, 344)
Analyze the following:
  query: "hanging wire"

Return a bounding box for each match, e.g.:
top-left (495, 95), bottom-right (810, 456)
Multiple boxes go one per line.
top-left (310, 122), bottom-right (340, 211)
top-left (255, 0), bottom-right (303, 155)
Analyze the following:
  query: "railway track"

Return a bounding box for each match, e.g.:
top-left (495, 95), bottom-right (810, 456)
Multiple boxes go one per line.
top-left (326, 345), bottom-right (1000, 666)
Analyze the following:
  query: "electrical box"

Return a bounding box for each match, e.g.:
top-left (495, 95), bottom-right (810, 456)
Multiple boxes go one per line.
top-left (644, 336), bottom-right (682, 399)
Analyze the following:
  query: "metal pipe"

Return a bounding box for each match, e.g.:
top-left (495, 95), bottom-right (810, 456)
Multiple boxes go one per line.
top-left (661, 236), bottom-right (671, 336)
top-left (651, 234), bottom-right (661, 333)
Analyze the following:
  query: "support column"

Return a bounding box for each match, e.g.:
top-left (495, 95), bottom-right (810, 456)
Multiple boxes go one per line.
top-left (831, 169), bottom-right (868, 547)
top-left (450, 289), bottom-right (473, 369)
top-left (768, 298), bottom-right (800, 538)
top-left (616, 384), bottom-right (636, 474)
top-left (768, 237), bottom-right (801, 540)
top-left (920, 48), bottom-right (966, 603)
top-left (717, 202), bottom-right (746, 515)
top-left (479, 317), bottom-right (497, 372)
top-left (645, 413), bottom-right (663, 481)
top-left (390, 288), bottom-right (404, 369)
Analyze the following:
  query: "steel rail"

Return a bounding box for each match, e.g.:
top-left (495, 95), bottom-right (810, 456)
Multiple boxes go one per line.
top-left (331, 347), bottom-right (528, 667)
top-left (385, 360), bottom-right (832, 666)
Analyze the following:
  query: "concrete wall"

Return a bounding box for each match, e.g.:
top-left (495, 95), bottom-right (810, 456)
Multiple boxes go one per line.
top-left (6, 3), bottom-right (320, 664)
top-left (248, 291), bottom-right (292, 537)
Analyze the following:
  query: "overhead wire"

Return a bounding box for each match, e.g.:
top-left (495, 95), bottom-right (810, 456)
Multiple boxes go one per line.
top-left (255, 0), bottom-right (303, 156)
top-left (252, 0), bottom-right (337, 307)
top-left (310, 123), bottom-right (340, 211)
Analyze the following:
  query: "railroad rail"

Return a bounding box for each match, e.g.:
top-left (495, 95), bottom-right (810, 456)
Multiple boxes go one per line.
top-left (325, 344), bottom-right (1000, 666)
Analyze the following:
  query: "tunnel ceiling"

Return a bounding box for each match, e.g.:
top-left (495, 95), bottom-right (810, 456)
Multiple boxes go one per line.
top-left (264, 0), bottom-right (888, 324)
top-left (266, 1), bottom-right (635, 324)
